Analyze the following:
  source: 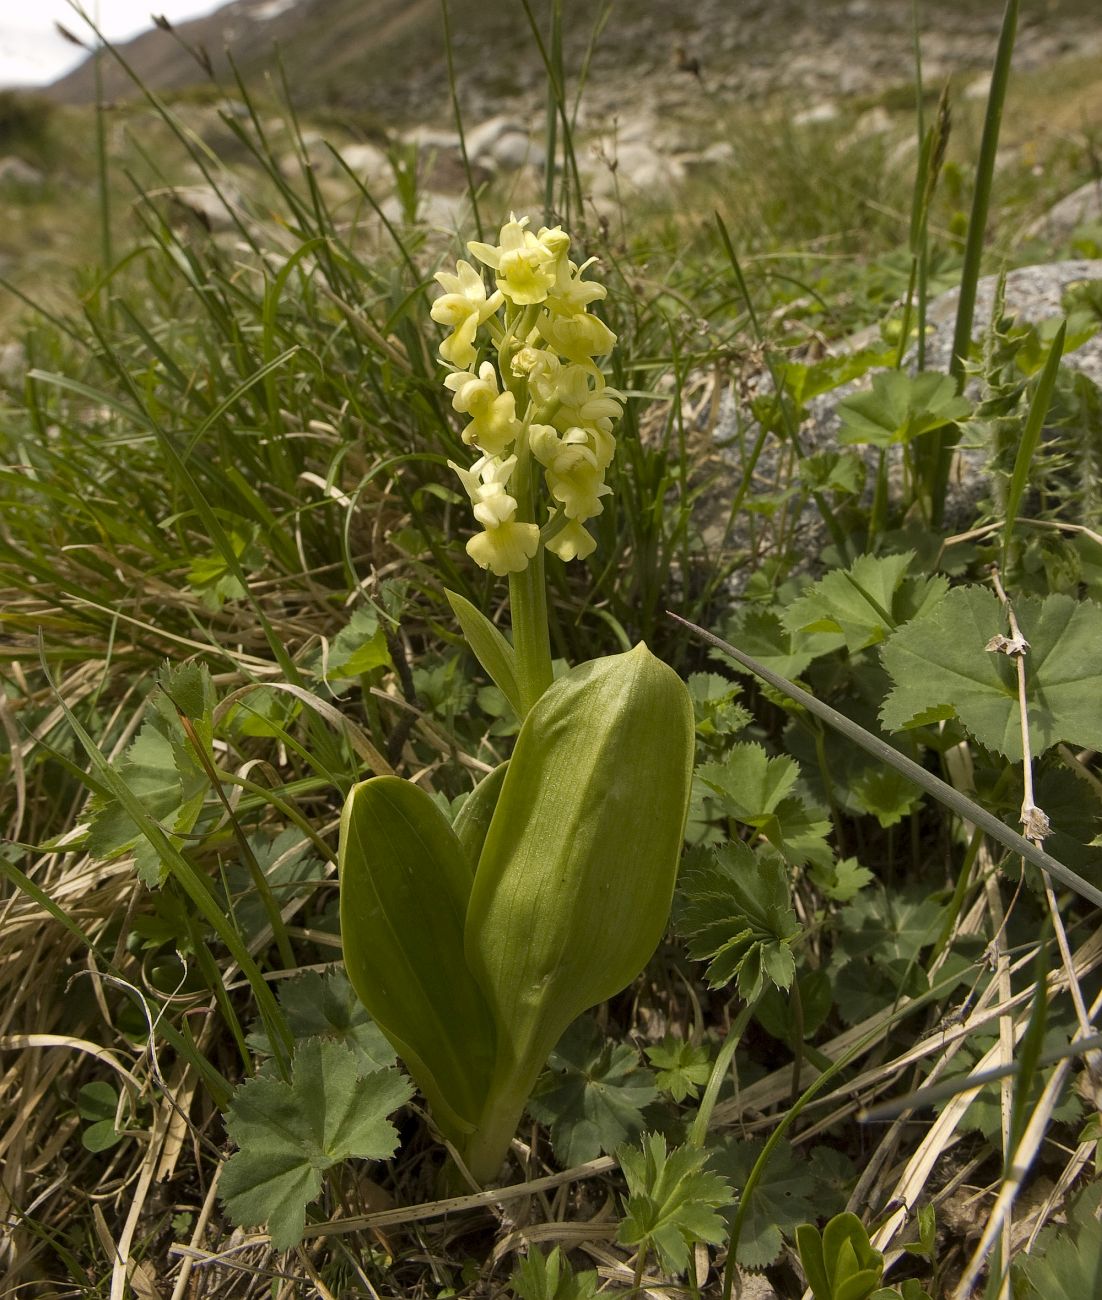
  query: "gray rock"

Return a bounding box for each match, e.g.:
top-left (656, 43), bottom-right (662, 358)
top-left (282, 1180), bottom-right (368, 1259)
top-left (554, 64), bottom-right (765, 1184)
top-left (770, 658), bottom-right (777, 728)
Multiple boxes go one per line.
top-left (337, 142), bottom-right (390, 186)
top-left (463, 115), bottom-right (527, 165)
top-left (705, 260), bottom-right (1102, 560)
top-left (1029, 179), bottom-right (1102, 243)
top-left (0, 341), bottom-right (27, 385)
top-left (0, 156), bottom-right (45, 186)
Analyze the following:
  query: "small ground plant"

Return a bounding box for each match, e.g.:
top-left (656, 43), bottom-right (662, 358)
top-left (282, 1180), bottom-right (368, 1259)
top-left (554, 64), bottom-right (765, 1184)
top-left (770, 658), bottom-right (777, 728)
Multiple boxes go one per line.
top-left (1, 1), bottom-right (1102, 1297)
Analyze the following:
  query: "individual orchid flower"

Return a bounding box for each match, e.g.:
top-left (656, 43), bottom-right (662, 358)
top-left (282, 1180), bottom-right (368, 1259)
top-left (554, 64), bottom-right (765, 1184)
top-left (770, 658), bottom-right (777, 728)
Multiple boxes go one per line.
top-left (467, 215), bottom-right (562, 306)
top-left (545, 255), bottom-right (607, 317)
top-left (545, 516), bottom-right (597, 562)
top-left (449, 453), bottom-right (540, 576)
top-left (537, 310), bottom-right (617, 366)
top-left (430, 260), bottom-right (504, 368)
top-left (550, 364), bottom-right (624, 430)
top-left (443, 362), bottom-right (521, 455)
top-left (530, 425), bottom-right (612, 521)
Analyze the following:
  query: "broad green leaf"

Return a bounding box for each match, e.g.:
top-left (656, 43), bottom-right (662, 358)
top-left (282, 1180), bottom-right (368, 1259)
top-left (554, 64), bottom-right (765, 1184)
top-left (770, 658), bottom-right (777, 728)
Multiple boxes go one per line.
top-left (644, 1036), bottom-right (712, 1103)
top-left (248, 970), bottom-right (397, 1071)
top-left (465, 645), bottom-right (693, 1174)
top-left (796, 1211), bottom-right (885, 1300)
top-left (446, 587), bottom-right (523, 718)
top-left (880, 588), bottom-right (1102, 760)
top-left (675, 841), bottom-right (798, 998)
top-left (755, 969), bottom-right (833, 1045)
top-left (226, 828), bottom-right (321, 942)
top-left (835, 887), bottom-right (942, 967)
top-left (510, 1246), bottom-right (600, 1300)
top-left (617, 1133), bottom-right (733, 1276)
top-left (220, 1039), bottom-right (411, 1250)
top-left (798, 449), bottom-right (867, 495)
top-left (712, 1137), bottom-right (819, 1268)
top-left (340, 776), bottom-right (496, 1139)
top-left (78, 1081), bottom-right (123, 1152)
top-left (837, 371), bottom-right (971, 447)
top-left (1014, 1184), bottom-right (1102, 1298)
top-left (527, 1017), bottom-right (657, 1164)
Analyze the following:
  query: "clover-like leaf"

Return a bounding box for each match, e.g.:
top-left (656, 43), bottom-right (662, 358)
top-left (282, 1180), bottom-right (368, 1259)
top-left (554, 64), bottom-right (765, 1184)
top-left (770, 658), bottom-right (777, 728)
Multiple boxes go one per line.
top-left (836, 370), bottom-right (971, 447)
top-left (527, 1017), bottom-right (657, 1165)
top-left (675, 841), bottom-right (798, 998)
top-left (880, 588), bottom-right (1102, 760)
top-left (220, 1039), bottom-right (411, 1250)
top-left (617, 1133), bottom-right (734, 1276)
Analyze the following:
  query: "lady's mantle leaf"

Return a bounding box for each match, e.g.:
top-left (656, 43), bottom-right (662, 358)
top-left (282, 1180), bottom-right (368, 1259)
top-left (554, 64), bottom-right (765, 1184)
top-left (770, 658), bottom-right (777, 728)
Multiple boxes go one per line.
top-left (617, 1133), bottom-right (734, 1276)
top-left (836, 370), bottom-right (971, 447)
top-left (675, 842), bottom-right (798, 998)
top-left (527, 1017), bottom-right (657, 1164)
top-left (644, 1036), bottom-right (712, 1103)
top-left (880, 588), bottom-right (1102, 761)
top-left (247, 970), bottom-right (397, 1072)
top-left (711, 1137), bottom-right (820, 1268)
top-left (220, 1039), bottom-right (411, 1250)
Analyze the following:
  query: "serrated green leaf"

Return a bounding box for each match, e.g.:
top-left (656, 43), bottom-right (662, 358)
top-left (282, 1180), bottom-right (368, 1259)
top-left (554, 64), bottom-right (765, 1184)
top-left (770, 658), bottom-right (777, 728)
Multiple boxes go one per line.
top-left (697, 743), bottom-right (799, 819)
top-left (1015, 1184), bottom-right (1102, 1297)
top-left (837, 371), bottom-right (971, 447)
top-left (326, 607), bottom-right (392, 679)
top-left (509, 1246), bottom-right (600, 1300)
top-left (713, 1137), bottom-right (820, 1268)
top-left (851, 767), bottom-right (924, 827)
top-left (527, 1017), bottom-right (656, 1165)
top-left (784, 553), bottom-right (916, 653)
top-left (835, 887), bottom-right (942, 967)
top-left (717, 607), bottom-right (842, 679)
top-left (675, 841), bottom-right (798, 996)
top-left (248, 970), bottom-right (397, 1071)
top-left (86, 707), bottom-right (208, 886)
top-left (644, 1036), bottom-right (712, 1103)
top-left (220, 1039), bottom-right (411, 1250)
top-left (811, 857), bottom-right (874, 902)
top-left (880, 588), bottom-right (1102, 760)
top-left (617, 1133), bottom-right (733, 1276)
top-left (797, 449), bottom-right (867, 495)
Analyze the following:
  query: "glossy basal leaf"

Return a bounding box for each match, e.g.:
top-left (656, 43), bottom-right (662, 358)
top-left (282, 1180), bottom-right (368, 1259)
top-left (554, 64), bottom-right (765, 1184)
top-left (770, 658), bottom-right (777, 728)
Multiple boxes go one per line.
top-left (880, 587), bottom-right (1102, 760)
top-left (220, 1039), bottom-right (410, 1250)
top-left (446, 587), bottom-right (523, 718)
top-left (453, 761), bottom-right (508, 869)
top-left (464, 644), bottom-right (693, 1173)
top-left (339, 776), bottom-right (495, 1139)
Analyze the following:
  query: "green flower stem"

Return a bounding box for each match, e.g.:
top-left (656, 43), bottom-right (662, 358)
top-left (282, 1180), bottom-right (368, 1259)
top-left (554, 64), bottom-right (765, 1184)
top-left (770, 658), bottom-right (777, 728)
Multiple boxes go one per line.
top-left (508, 544), bottom-right (553, 716)
top-left (456, 1073), bottom-right (535, 1185)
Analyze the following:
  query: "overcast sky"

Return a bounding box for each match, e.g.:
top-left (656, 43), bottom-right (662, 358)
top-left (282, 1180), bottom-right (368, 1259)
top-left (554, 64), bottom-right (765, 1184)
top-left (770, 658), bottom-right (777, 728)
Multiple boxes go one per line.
top-left (0, 2), bottom-right (230, 89)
